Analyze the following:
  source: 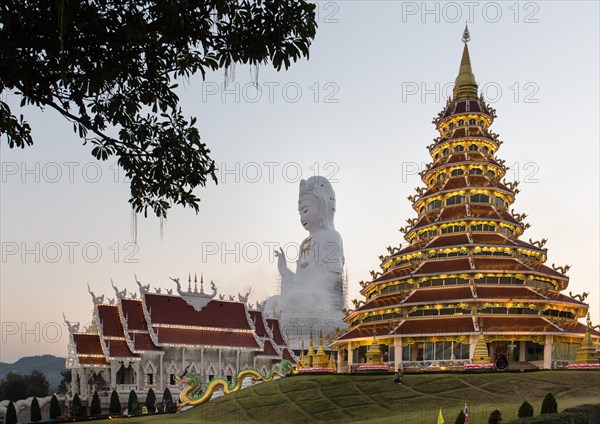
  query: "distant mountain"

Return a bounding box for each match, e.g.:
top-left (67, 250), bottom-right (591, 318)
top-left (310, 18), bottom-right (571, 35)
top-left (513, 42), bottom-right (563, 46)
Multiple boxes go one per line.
top-left (0, 355), bottom-right (66, 392)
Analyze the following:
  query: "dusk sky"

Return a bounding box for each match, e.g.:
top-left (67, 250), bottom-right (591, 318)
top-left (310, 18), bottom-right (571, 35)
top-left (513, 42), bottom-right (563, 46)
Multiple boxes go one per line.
top-left (1, 1), bottom-right (598, 363)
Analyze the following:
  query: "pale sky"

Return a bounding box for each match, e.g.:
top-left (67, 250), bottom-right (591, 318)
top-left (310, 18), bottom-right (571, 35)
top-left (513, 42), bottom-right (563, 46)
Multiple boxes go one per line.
top-left (1, 1), bottom-right (599, 363)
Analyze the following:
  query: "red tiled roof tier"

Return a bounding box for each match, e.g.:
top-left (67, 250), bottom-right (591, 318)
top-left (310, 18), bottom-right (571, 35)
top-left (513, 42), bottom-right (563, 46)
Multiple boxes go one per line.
top-left (337, 322), bottom-right (394, 341)
top-left (121, 299), bottom-right (149, 331)
top-left (78, 356), bottom-right (109, 366)
top-left (106, 339), bottom-right (136, 358)
top-left (416, 258), bottom-right (471, 274)
top-left (475, 286), bottom-right (543, 300)
top-left (472, 257), bottom-right (533, 272)
top-left (97, 305), bottom-right (125, 338)
top-left (73, 333), bottom-right (105, 355)
top-left (129, 332), bottom-right (160, 351)
top-left (426, 234), bottom-right (470, 248)
top-left (154, 327), bottom-right (260, 349)
top-left (266, 319), bottom-right (286, 346)
top-left (256, 340), bottom-right (279, 357)
top-left (404, 286), bottom-right (473, 304)
top-left (282, 348), bottom-right (297, 364)
top-left (249, 311), bottom-right (269, 338)
top-left (372, 266), bottom-right (414, 283)
top-left (554, 320), bottom-right (600, 337)
top-left (470, 233), bottom-right (512, 245)
top-left (394, 317), bottom-right (474, 336)
top-left (355, 292), bottom-right (411, 312)
top-left (480, 316), bottom-right (560, 333)
top-left (144, 294), bottom-right (252, 330)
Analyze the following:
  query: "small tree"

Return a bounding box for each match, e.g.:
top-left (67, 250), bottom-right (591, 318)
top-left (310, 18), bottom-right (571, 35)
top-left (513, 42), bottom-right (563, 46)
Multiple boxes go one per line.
top-left (5, 401), bottom-right (17, 424)
top-left (488, 409), bottom-right (502, 424)
top-left (30, 397), bottom-right (42, 422)
top-left (90, 390), bottom-right (102, 416)
top-left (518, 401), bottom-right (534, 418)
top-left (541, 392), bottom-right (558, 414)
top-left (109, 389), bottom-right (122, 414)
top-left (146, 388), bottom-right (156, 413)
top-left (71, 393), bottom-right (84, 417)
top-left (162, 387), bottom-right (173, 403)
top-left (455, 410), bottom-right (465, 424)
top-left (127, 390), bottom-right (139, 414)
top-left (49, 394), bottom-right (61, 419)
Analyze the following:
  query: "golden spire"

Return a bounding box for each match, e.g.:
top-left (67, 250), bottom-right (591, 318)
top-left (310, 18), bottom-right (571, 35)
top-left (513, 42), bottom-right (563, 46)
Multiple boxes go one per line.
top-left (453, 24), bottom-right (478, 101)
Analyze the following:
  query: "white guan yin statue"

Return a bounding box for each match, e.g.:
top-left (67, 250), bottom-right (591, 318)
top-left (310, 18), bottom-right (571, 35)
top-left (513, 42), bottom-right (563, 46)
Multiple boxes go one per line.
top-left (264, 176), bottom-right (345, 350)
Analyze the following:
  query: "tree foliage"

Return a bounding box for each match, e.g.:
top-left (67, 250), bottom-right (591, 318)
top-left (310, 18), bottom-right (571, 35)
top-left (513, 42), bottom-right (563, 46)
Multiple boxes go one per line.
top-left (5, 401), bottom-right (17, 424)
top-left (145, 387), bottom-right (156, 413)
top-left (71, 392), bottom-right (84, 417)
top-left (0, 0), bottom-right (317, 217)
top-left (455, 410), bottom-right (465, 424)
top-left (56, 370), bottom-right (71, 394)
top-left (90, 390), bottom-right (102, 416)
top-left (541, 392), bottom-right (558, 414)
top-left (162, 387), bottom-right (173, 403)
top-left (0, 370), bottom-right (49, 401)
top-left (488, 409), bottom-right (502, 424)
top-left (49, 394), bottom-right (61, 419)
top-left (109, 389), bottom-right (122, 414)
top-left (30, 397), bottom-right (42, 422)
top-left (518, 400), bottom-right (534, 418)
top-left (127, 389), bottom-right (138, 414)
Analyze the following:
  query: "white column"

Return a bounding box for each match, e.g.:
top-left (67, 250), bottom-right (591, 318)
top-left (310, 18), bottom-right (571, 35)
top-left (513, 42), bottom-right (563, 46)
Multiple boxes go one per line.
top-left (218, 349), bottom-right (222, 376)
top-left (394, 338), bottom-right (403, 371)
top-left (519, 341), bottom-right (526, 362)
top-left (236, 350), bottom-right (240, 374)
top-left (159, 355), bottom-right (164, 391)
top-left (110, 362), bottom-right (117, 390)
top-left (200, 348), bottom-right (204, 377)
top-left (543, 336), bottom-right (553, 369)
top-left (182, 348), bottom-right (186, 372)
top-left (136, 362), bottom-right (142, 391)
top-left (347, 342), bottom-right (353, 373)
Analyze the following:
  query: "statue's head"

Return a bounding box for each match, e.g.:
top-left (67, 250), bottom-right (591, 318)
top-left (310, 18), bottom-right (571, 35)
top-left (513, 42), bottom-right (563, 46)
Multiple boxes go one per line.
top-left (298, 176), bottom-right (336, 232)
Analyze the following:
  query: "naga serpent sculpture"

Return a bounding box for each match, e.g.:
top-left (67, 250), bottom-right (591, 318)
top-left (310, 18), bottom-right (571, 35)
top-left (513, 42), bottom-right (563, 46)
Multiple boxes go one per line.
top-left (177, 360), bottom-right (293, 407)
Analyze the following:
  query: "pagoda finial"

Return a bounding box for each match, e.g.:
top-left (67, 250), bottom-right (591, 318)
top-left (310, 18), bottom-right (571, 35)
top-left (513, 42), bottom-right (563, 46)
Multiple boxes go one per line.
top-left (462, 23), bottom-right (471, 43)
top-left (453, 25), bottom-right (478, 100)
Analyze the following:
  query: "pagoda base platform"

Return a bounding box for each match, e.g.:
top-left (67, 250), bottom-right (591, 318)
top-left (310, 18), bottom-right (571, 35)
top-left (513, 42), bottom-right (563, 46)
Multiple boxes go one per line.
top-left (567, 363), bottom-right (600, 369)
top-left (296, 367), bottom-right (336, 374)
top-left (356, 364), bottom-right (390, 372)
top-left (464, 363), bottom-right (494, 370)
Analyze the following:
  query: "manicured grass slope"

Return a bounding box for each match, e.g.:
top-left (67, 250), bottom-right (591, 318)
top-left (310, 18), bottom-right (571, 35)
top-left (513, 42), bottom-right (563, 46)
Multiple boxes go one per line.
top-left (132, 371), bottom-right (600, 423)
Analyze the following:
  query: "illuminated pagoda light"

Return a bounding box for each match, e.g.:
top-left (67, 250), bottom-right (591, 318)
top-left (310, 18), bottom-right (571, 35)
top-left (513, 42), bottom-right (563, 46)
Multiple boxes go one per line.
top-left (330, 26), bottom-right (600, 373)
top-left (64, 275), bottom-right (295, 405)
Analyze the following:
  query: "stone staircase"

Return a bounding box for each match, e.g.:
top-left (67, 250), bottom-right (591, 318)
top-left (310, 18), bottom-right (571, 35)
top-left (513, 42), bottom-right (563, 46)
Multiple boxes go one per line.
top-left (508, 361), bottom-right (539, 371)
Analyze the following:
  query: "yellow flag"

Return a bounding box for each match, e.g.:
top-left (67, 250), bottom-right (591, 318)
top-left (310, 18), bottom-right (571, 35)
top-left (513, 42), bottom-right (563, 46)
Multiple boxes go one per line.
top-left (437, 407), bottom-right (444, 424)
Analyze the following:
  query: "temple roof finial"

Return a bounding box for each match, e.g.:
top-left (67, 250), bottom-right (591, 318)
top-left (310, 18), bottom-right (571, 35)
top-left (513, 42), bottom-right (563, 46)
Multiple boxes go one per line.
top-left (453, 25), bottom-right (478, 100)
top-left (462, 23), bottom-right (471, 43)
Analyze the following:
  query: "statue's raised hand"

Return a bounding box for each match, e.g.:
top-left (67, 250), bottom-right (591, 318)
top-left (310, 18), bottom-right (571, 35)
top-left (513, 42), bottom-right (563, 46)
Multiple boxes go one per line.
top-left (274, 247), bottom-right (289, 276)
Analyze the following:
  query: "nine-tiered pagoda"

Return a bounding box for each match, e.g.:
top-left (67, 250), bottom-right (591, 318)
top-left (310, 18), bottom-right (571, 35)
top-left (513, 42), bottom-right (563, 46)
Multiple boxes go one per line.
top-left (331, 27), bottom-right (599, 372)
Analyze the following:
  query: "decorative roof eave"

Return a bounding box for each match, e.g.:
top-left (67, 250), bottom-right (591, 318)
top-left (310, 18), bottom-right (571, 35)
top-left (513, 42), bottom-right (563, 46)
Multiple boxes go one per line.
top-left (140, 293), bottom-right (162, 347)
top-left (116, 297), bottom-right (142, 354)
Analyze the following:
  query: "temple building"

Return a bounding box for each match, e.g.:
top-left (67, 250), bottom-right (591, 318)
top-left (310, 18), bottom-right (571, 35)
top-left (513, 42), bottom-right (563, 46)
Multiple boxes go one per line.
top-left (330, 27), bottom-right (600, 372)
top-left (64, 274), bottom-right (295, 404)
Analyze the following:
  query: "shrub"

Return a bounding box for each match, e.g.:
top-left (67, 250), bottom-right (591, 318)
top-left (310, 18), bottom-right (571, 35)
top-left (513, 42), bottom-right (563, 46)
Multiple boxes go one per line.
top-left (72, 393), bottom-right (85, 417)
top-left (5, 401), bottom-right (17, 424)
top-left (455, 410), bottom-right (465, 424)
top-left (30, 397), bottom-right (42, 422)
top-left (162, 387), bottom-right (173, 403)
top-left (518, 400), bottom-right (534, 418)
top-left (90, 390), bottom-right (102, 416)
top-left (541, 392), bottom-right (558, 414)
top-left (49, 394), bottom-right (61, 419)
top-left (127, 389), bottom-right (139, 414)
top-left (488, 409), bottom-right (502, 424)
top-left (146, 388), bottom-right (156, 413)
top-left (109, 389), bottom-right (122, 414)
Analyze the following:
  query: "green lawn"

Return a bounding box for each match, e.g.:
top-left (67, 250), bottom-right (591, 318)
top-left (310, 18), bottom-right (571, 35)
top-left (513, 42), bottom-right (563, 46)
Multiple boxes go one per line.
top-left (125, 371), bottom-right (600, 423)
